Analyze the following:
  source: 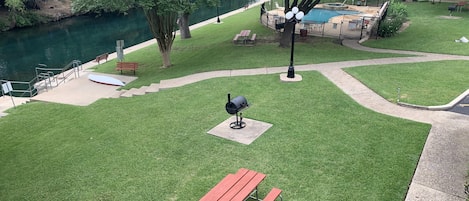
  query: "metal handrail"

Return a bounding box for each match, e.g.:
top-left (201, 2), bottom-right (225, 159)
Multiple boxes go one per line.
top-left (1, 60), bottom-right (82, 98)
top-left (35, 60), bottom-right (82, 89)
top-left (0, 79), bottom-right (38, 97)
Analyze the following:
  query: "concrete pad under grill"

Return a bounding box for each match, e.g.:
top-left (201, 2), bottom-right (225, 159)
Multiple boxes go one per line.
top-left (207, 116), bottom-right (272, 145)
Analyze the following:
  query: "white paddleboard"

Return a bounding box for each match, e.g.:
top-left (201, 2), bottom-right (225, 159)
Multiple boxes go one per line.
top-left (88, 74), bottom-right (125, 86)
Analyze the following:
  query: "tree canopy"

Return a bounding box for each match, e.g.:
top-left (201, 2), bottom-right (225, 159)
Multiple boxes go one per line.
top-left (72, 0), bottom-right (180, 67)
top-left (3, 0), bottom-right (26, 12)
top-left (71, 0), bottom-right (218, 67)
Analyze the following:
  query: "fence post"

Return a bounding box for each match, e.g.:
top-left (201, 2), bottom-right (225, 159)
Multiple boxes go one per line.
top-left (1, 81), bottom-right (15, 107)
top-left (116, 40), bottom-right (124, 62)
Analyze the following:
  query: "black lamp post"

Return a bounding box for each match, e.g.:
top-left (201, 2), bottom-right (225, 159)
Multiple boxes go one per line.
top-left (216, 6), bottom-right (221, 23)
top-left (285, 6), bottom-right (304, 78)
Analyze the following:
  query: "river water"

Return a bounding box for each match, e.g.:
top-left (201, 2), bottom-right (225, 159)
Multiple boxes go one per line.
top-left (0, 0), bottom-right (251, 82)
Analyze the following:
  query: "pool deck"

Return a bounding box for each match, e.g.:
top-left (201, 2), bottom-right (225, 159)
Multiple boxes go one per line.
top-left (264, 4), bottom-right (381, 39)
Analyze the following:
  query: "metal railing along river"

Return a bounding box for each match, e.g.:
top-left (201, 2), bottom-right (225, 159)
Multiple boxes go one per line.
top-left (1, 60), bottom-right (82, 98)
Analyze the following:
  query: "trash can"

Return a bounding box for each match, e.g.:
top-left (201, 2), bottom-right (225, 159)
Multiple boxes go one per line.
top-left (300, 29), bottom-right (307, 37)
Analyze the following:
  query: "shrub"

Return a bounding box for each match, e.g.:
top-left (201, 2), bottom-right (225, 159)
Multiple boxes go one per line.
top-left (388, 0), bottom-right (408, 17)
top-left (378, 16), bottom-right (405, 37)
top-left (378, 0), bottom-right (408, 37)
top-left (0, 19), bottom-right (8, 31)
top-left (9, 11), bottom-right (47, 28)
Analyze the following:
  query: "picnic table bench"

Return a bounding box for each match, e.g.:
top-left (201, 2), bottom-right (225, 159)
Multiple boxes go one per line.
top-left (115, 62), bottom-right (138, 75)
top-left (200, 168), bottom-right (282, 201)
top-left (94, 53), bottom-right (109, 64)
top-left (233, 30), bottom-right (256, 46)
top-left (457, 1), bottom-right (466, 12)
top-left (246, 34), bottom-right (257, 46)
top-left (264, 187), bottom-right (283, 201)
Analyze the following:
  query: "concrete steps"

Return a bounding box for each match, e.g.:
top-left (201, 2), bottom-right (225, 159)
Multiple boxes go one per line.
top-left (113, 83), bottom-right (160, 98)
top-left (146, 83), bottom-right (160, 93)
top-left (121, 88), bottom-right (140, 98)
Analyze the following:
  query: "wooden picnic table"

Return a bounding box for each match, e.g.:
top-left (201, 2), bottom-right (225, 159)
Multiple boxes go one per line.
top-left (233, 30), bottom-right (257, 46)
top-left (239, 30), bottom-right (251, 38)
top-left (239, 30), bottom-right (251, 44)
top-left (457, 1), bottom-right (466, 12)
top-left (200, 168), bottom-right (266, 201)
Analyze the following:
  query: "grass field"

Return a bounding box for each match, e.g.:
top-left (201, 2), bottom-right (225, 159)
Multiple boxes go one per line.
top-left (364, 2), bottom-right (469, 55)
top-left (0, 1), bottom-right (467, 200)
top-left (93, 5), bottom-right (407, 89)
top-left (349, 2), bottom-right (469, 106)
top-left (344, 60), bottom-right (469, 105)
top-left (0, 72), bottom-right (430, 200)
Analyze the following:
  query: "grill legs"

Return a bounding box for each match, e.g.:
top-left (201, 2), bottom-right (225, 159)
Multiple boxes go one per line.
top-left (230, 112), bottom-right (246, 129)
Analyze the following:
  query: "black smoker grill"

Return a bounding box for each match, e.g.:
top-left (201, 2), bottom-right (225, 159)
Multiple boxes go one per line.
top-left (448, 5), bottom-right (456, 16)
top-left (225, 94), bottom-right (249, 129)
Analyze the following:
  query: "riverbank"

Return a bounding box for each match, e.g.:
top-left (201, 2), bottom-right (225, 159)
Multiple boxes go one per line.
top-left (0, 0), bottom-right (73, 31)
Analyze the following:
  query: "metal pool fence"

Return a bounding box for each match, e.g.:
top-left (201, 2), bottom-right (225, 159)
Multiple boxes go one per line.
top-left (260, 2), bottom-right (389, 40)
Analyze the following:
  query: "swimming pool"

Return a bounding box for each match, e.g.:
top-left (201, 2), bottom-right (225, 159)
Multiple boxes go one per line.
top-left (302, 9), bottom-right (361, 23)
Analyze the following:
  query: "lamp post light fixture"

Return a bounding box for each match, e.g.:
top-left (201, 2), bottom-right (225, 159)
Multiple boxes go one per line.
top-left (285, 6), bottom-right (304, 78)
top-left (216, 6), bottom-right (221, 23)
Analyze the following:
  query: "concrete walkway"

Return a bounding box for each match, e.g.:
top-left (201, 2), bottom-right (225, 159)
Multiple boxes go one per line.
top-left (0, 3), bottom-right (468, 200)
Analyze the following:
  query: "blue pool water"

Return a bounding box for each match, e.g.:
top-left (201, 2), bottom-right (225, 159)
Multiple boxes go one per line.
top-left (302, 9), bottom-right (361, 23)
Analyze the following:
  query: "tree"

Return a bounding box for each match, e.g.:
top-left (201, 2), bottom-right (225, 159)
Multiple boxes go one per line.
top-left (279, 0), bottom-right (321, 47)
top-left (143, 0), bottom-right (179, 67)
top-left (177, 0), bottom-right (218, 39)
top-left (4, 0), bottom-right (25, 12)
top-left (4, 0), bottom-right (25, 27)
top-left (176, 0), bottom-right (196, 39)
top-left (144, 5), bottom-right (178, 67)
top-left (72, 0), bottom-right (181, 68)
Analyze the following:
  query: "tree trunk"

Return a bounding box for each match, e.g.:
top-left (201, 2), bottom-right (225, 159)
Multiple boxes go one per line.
top-left (279, 22), bottom-right (294, 48)
top-left (144, 7), bottom-right (177, 68)
top-left (161, 49), bottom-right (171, 68)
top-left (178, 12), bottom-right (191, 39)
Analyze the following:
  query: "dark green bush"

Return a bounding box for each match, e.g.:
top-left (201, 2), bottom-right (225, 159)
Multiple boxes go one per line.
top-left (8, 11), bottom-right (47, 28)
top-left (388, 1), bottom-right (408, 17)
top-left (378, 0), bottom-right (408, 37)
top-left (0, 19), bottom-right (8, 31)
top-left (378, 16), bottom-right (404, 37)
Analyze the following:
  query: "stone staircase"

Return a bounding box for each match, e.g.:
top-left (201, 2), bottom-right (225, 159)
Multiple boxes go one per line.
top-left (111, 83), bottom-right (160, 98)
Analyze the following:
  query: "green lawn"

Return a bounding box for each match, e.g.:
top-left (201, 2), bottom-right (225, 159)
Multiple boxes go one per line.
top-left (1, 2), bottom-right (467, 200)
top-left (363, 2), bottom-right (469, 55)
top-left (344, 60), bottom-right (469, 105)
top-left (0, 72), bottom-right (430, 200)
top-left (349, 2), bottom-right (469, 106)
top-left (94, 2), bottom-right (469, 107)
top-left (93, 6), bottom-right (407, 89)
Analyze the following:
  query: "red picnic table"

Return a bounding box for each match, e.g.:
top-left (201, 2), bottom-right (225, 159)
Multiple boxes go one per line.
top-left (239, 30), bottom-right (251, 39)
top-left (232, 30), bottom-right (252, 45)
top-left (200, 168), bottom-right (266, 201)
